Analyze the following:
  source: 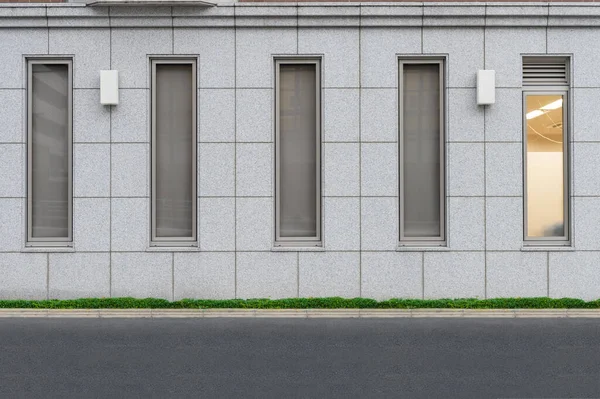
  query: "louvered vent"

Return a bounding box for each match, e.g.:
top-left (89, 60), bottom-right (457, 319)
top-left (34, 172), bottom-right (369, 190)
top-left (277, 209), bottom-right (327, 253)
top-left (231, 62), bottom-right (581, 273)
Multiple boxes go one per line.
top-left (523, 57), bottom-right (569, 86)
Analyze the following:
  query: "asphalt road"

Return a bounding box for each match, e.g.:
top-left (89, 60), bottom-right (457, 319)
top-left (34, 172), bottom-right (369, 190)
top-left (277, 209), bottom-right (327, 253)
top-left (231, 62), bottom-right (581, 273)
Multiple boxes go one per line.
top-left (0, 318), bottom-right (599, 398)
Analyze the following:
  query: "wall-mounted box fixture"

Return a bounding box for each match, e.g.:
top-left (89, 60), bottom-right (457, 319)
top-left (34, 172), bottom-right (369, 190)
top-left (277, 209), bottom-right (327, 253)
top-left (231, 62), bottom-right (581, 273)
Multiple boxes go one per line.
top-left (477, 70), bottom-right (495, 105)
top-left (100, 70), bottom-right (119, 105)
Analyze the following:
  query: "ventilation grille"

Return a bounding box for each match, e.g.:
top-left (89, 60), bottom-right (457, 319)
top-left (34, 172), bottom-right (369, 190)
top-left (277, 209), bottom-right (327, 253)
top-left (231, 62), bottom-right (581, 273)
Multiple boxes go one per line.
top-left (523, 58), bottom-right (569, 86)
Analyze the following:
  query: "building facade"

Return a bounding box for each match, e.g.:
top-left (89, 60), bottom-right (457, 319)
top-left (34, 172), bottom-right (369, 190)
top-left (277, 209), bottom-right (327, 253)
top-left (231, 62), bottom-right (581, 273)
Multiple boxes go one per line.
top-left (0, 1), bottom-right (599, 301)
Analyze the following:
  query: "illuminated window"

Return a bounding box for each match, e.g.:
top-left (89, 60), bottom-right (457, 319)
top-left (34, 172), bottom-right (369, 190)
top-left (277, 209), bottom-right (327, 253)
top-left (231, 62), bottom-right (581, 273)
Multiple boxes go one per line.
top-left (523, 57), bottom-right (569, 244)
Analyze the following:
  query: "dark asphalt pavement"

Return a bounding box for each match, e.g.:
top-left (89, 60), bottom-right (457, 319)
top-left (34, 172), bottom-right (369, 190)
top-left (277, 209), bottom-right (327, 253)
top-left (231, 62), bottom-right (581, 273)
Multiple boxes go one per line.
top-left (0, 318), bottom-right (599, 398)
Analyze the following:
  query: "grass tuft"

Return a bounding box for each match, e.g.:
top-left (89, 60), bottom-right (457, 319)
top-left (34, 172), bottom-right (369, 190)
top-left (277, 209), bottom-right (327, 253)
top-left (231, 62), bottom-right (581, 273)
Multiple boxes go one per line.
top-left (0, 297), bottom-right (599, 309)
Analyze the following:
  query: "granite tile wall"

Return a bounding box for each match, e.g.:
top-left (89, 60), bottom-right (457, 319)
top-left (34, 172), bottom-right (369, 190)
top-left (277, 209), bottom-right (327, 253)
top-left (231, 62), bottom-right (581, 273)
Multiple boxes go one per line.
top-left (0, 8), bottom-right (596, 300)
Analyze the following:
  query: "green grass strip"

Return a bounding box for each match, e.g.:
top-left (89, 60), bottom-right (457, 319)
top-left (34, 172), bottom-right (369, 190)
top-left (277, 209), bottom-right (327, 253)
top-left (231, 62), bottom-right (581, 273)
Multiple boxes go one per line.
top-left (0, 297), bottom-right (599, 309)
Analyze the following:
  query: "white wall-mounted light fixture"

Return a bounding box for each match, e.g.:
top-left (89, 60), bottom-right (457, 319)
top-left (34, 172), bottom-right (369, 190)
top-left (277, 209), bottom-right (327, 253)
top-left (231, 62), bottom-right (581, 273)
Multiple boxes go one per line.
top-left (100, 70), bottom-right (119, 105)
top-left (477, 70), bottom-right (495, 105)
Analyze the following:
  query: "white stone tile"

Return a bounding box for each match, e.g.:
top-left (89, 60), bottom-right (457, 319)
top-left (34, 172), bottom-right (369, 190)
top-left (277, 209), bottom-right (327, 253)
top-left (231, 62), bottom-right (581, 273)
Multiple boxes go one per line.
top-left (361, 143), bottom-right (397, 197)
top-left (0, 144), bottom-right (24, 197)
top-left (236, 28), bottom-right (297, 88)
top-left (174, 28), bottom-right (235, 88)
top-left (298, 28), bottom-right (359, 88)
top-left (49, 28), bottom-right (110, 89)
top-left (485, 28), bottom-right (546, 88)
top-left (360, 27), bottom-right (421, 88)
top-left (0, 29), bottom-right (47, 88)
top-left (424, 252), bottom-right (485, 299)
top-left (172, 6), bottom-right (234, 28)
top-left (199, 143), bottom-right (235, 197)
top-left (486, 252), bottom-right (547, 298)
top-left (549, 252), bottom-right (600, 300)
top-left (423, 28), bottom-right (483, 88)
top-left (448, 143), bottom-right (484, 197)
top-left (324, 197), bottom-right (359, 251)
top-left (174, 252), bottom-right (235, 300)
top-left (74, 144), bottom-right (110, 198)
top-left (573, 197), bottom-right (600, 250)
top-left (361, 252), bottom-right (422, 300)
top-left (236, 252), bottom-right (297, 299)
top-left (49, 253), bottom-right (110, 299)
top-left (0, 90), bottom-right (23, 143)
top-left (298, 6), bottom-right (359, 28)
top-left (0, 6), bottom-right (46, 24)
top-left (423, 5), bottom-right (485, 27)
top-left (574, 143), bottom-right (600, 196)
top-left (236, 89), bottom-right (272, 142)
top-left (323, 88), bottom-right (359, 142)
top-left (0, 253), bottom-right (46, 300)
top-left (46, 7), bottom-right (109, 28)
top-left (548, 28), bottom-right (599, 88)
top-left (199, 198), bottom-right (235, 251)
top-left (485, 88), bottom-right (522, 142)
top-left (111, 28), bottom-right (172, 89)
top-left (109, 7), bottom-right (172, 27)
top-left (112, 252), bottom-right (172, 300)
top-left (361, 197), bottom-right (397, 251)
top-left (199, 89), bottom-right (235, 142)
top-left (448, 88), bottom-right (484, 142)
top-left (486, 197), bottom-right (523, 251)
top-left (0, 199), bottom-right (23, 252)
top-left (236, 198), bottom-right (272, 251)
top-left (323, 143), bottom-right (359, 197)
top-left (236, 5), bottom-right (296, 28)
top-left (111, 144), bottom-right (148, 197)
top-left (486, 143), bottom-right (522, 197)
top-left (574, 88), bottom-right (600, 142)
top-left (236, 143), bottom-right (272, 197)
top-left (448, 197), bottom-right (484, 251)
top-left (361, 89), bottom-right (397, 142)
top-left (299, 252), bottom-right (360, 298)
top-left (111, 198), bottom-right (148, 252)
top-left (111, 89), bottom-right (149, 143)
top-left (360, 5), bottom-right (422, 28)
top-left (74, 198), bottom-right (110, 252)
top-left (487, 5), bottom-right (548, 28)
top-left (74, 89), bottom-right (111, 143)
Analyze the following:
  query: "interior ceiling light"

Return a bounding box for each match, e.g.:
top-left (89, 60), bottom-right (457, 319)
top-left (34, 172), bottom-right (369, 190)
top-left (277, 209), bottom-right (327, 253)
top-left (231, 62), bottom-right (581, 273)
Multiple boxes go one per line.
top-left (526, 98), bottom-right (563, 120)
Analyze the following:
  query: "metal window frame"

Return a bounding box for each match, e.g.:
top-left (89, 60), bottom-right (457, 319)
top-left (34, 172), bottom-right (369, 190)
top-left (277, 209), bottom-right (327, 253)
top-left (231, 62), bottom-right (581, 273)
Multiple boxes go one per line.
top-left (26, 58), bottom-right (73, 247)
top-left (398, 58), bottom-right (446, 246)
top-left (274, 57), bottom-right (322, 247)
top-left (522, 90), bottom-right (570, 245)
top-left (150, 57), bottom-right (198, 246)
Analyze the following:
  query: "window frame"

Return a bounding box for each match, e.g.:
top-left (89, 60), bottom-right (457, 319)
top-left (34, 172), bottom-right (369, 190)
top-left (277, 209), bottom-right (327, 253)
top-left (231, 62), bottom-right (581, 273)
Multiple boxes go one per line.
top-left (150, 57), bottom-right (198, 247)
top-left (398, 58), bottom-right (446, 246)
top-left (522, 89), bottom-right (570, 245)
top-left (26, 58), bottom-right (73, 247)
top-left (274, 57), bottom-right (322, 247)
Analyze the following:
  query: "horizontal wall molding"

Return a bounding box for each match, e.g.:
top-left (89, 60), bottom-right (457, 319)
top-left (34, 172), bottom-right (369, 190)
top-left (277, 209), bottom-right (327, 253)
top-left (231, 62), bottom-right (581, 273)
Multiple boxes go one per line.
top-left (2, 3), bottom-right (600, 28)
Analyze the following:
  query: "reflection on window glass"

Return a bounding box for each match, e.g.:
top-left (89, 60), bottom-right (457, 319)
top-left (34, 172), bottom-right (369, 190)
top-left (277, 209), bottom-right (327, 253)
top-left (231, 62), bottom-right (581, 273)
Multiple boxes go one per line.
top-left (278, 64), bottom-right (318, 239)
top-left (154, 63), bottom-right (194, 239)
top-left (402, 63), bottom-right (441, 238)
top-left (31, 64), bottom-right (69, 238)
top-left (525, 94), bottom-right (565, 238)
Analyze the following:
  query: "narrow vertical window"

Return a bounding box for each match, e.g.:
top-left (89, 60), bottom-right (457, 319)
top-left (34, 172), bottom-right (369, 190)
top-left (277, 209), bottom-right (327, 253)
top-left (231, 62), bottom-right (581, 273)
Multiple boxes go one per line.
top-left (275, 59), bottom-right (321, 246)
top-left (523, 57), bottom-right (569, 244)
top-left (27, 59), bottom-right (73, 245)
top-left (399, 59), bottom-right (445, 245)
top-left (151, 59), bottom-right (197, 245)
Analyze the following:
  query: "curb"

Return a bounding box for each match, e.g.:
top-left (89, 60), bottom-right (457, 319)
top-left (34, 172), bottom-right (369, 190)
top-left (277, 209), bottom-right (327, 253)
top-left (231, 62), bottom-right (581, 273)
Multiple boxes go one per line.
top-left (0, 309), bottom-right (600, 318)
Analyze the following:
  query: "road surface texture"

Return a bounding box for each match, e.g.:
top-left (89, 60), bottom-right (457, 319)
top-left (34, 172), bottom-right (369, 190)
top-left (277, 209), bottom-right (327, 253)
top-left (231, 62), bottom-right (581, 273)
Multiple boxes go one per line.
top-left (0, 318), bottom-right (599, 398)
